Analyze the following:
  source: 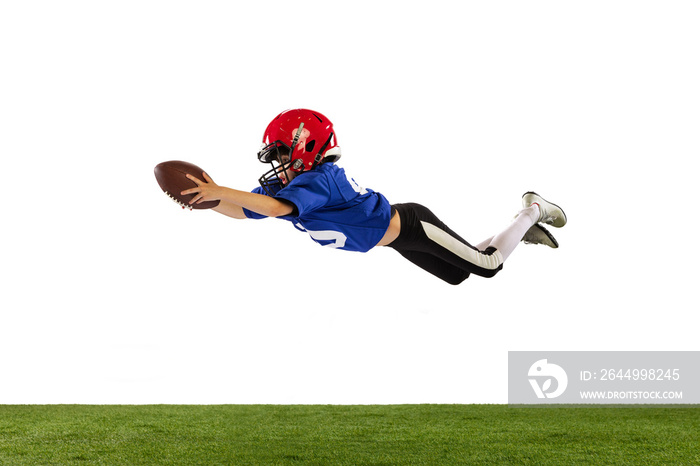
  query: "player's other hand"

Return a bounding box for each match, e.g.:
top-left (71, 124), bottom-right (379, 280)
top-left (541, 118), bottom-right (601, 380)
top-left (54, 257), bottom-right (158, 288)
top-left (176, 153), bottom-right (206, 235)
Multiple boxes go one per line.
top-left (181, 172), bottom-right (222, 205)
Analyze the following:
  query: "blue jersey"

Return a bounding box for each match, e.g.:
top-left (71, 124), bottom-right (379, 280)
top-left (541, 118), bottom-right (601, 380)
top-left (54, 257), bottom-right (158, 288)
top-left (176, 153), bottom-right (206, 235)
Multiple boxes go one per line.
top-left (243, 163), bottom-right (392, 252)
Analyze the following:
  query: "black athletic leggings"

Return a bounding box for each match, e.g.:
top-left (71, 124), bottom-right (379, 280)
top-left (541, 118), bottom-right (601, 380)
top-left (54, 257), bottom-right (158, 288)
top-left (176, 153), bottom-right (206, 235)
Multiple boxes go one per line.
top-left (388, 203), bottom-right (503, 285)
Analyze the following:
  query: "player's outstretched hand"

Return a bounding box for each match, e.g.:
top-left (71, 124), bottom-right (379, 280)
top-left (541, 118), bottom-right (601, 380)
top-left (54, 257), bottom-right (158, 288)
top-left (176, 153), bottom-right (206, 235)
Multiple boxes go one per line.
top-left (181, 172), bottom-right (221, 205)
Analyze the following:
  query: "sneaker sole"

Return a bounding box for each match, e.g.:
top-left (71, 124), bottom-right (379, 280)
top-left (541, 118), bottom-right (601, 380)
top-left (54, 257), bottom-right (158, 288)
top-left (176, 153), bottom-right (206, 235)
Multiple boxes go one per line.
top-left (522, 223), bottom-right (559, 248)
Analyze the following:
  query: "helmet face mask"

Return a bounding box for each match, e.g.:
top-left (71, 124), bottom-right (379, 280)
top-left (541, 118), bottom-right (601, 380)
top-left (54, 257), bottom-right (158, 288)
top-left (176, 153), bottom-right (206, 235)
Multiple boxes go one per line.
top-left (257, 109), bottom-right (341, 196)
top-left (257, 142), bottom-right (294, 195)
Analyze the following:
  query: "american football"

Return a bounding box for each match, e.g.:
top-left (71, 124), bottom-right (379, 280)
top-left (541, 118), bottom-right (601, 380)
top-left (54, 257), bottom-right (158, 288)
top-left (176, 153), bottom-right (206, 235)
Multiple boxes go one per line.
top-left (154, 160), bottom-right (220, 210)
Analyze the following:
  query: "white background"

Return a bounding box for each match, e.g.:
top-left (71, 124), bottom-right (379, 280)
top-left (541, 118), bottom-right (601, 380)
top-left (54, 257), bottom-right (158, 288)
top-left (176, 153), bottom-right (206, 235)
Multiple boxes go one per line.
top-left (1, 1), bottom-right (698, 404)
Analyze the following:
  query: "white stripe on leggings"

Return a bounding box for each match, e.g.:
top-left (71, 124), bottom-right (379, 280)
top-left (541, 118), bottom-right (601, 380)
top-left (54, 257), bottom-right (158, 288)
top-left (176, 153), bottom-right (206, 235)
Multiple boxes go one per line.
top-left (420, 221), bottom-right (504, 270)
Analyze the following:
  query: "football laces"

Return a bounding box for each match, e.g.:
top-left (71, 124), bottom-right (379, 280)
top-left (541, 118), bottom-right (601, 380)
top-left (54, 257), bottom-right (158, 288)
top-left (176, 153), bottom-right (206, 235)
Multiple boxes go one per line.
top-left (164, 191), bottom-right (193, 210)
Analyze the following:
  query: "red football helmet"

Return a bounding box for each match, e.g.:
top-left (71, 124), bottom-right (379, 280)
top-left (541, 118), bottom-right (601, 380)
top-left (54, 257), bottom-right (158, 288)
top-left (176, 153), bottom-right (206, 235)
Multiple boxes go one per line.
top-left (257, 109), bottom-right (341, 195)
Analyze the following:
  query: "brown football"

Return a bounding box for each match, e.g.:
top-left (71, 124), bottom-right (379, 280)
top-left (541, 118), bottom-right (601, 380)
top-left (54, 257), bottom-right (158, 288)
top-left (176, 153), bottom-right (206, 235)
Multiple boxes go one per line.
top-left (154, 160), bottom-right (220, 210)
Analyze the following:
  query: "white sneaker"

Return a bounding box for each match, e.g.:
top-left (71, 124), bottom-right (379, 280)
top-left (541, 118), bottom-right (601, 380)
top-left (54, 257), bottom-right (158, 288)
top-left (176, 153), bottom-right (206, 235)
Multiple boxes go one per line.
top-left (522, 192), bottom-right (567, 228)
top-left (522, 224), bottom-right (559, 248)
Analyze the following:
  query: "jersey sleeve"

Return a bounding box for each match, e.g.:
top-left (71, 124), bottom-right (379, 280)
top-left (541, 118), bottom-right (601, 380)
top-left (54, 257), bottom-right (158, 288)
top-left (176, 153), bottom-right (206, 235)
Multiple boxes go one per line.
top-left (242, 185), bottom-right (304, 219)
top-left (273, 170), bottom-right (331, 216)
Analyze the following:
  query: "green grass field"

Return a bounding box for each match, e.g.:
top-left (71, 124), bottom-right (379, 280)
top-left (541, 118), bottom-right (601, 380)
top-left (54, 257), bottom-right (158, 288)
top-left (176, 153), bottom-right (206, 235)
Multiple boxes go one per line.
top-left (1, 404), bottom-right (698, 465)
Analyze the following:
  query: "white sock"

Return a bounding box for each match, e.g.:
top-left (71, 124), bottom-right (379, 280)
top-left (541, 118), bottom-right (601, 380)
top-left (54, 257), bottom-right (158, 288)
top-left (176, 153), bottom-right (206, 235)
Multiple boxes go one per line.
top-left (522, 203), bottom-right (541, 224)
top-left (487, 204), bottom-right (539, 262)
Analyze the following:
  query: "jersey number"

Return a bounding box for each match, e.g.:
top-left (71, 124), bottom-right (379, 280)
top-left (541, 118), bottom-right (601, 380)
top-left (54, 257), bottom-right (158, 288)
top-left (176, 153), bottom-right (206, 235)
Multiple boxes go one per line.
top-left (294, 223), bottom-right (347, 249)
top-left (347, 173), bottom-right (368, 195)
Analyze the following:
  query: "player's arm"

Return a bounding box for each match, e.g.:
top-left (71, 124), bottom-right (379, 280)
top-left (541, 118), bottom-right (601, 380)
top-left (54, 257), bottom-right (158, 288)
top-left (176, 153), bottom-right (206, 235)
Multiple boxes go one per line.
top-left (211, 200), bottom-right (247, 219)
top-left (182, 173), bottom-right (294, 218)
top-left (210, 191), bottom-right (294, 219)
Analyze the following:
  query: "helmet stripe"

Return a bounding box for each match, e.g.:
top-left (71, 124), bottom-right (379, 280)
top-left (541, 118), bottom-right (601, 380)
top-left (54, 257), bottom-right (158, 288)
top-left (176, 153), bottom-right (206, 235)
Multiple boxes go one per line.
top-left (290, 122), bottom-right (304, 154)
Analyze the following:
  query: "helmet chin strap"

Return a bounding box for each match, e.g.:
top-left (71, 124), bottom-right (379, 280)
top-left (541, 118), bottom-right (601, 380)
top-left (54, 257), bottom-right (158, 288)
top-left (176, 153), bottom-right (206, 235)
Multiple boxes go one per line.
top-left (312, 132), bottom-right (334, 169)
